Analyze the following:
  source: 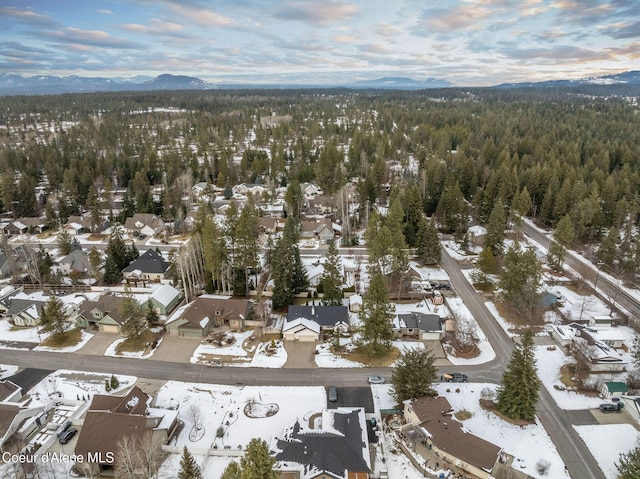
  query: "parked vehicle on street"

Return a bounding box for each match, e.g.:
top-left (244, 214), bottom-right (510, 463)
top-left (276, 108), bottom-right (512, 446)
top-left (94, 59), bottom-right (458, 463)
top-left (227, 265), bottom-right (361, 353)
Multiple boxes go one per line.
top-left (328, 386), bottom-right (338, 402)
top-left (58, 427), bottom-right (77, 444)
top-left (367, 375), bottom-right (385, 384)
top-left (443, 373), bottom-right (469, 382)
top-left (599, 403), bottom-right (622, 413)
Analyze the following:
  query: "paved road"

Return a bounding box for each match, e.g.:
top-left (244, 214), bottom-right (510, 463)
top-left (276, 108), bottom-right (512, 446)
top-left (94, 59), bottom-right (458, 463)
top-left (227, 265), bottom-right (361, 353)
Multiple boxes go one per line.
top-left (441, 247), bottom-right (605, 479)
top-left (521, 219), bottom-right (640, 320)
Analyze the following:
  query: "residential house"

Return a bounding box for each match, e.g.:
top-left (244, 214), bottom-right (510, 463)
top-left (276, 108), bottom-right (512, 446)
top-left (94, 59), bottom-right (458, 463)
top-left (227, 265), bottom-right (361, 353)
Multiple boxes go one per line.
top-left (282, 318), bottom-right (321, 342)
top-left (307, 195), bottom-right (335, 216)
top-left (58, 249), bottom-right (91, 276)
top-left (258, 217), bottom-right (278, 235)
top-left (302, 183), bottom-right (322, 199)
top-left (467, 225), bottom-right (487, 247)
top-left (274, 407), bottom-right (370, 479)
top-left (349, 294), bottom-right (363, 313)
top-left (6, 298), bottom-right (45, 327)
top-left (3, 217), bottom-right (48, 236)
top-left (286, 305), bottom-right (350, 335)
top-left (552, 323), bottom-right (628, 372)
top-left (299, 219), bottom-right (335, 244)
top-left (393, 312), bottom-right (445, 341)
top-left (600, 382), bottom-right (628, 399)
top-left (233, 183), bottom-right (265, 198)
top-left (148, 284), bottom-right (181, 316)
top-left (76, 294), bottom-right (127, 333)
top-left (165, 295), bottom-right (252, 338)
top-left (74, 386), bottom-right (179, 477)
top-left (0, 380), bottom-right (45, 450)
top-left (123, 213), bottom-right (165, 237)
top-left (0, 286), bottom-right (17, 316)
top-left (403, 396), bottom-right (503, 479)
top-left (621, 397), bottom-right (640, 425)
top-left (122, 249), bottom-right (171, 284)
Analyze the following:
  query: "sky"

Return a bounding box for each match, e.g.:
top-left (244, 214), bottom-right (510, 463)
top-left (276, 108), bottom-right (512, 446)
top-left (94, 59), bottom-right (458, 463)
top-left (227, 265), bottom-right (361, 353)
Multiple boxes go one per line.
top-left (1, 0), bottom-right (639, 86)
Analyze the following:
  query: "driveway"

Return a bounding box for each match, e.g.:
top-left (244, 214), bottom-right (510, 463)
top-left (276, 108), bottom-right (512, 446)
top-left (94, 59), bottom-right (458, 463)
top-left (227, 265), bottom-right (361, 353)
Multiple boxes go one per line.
top-left (151, 334), bottom-right (200, 363)
top-left (283, 341), bottom-right (317, 368)
top-left (76, 331), bottom-right (117, 356)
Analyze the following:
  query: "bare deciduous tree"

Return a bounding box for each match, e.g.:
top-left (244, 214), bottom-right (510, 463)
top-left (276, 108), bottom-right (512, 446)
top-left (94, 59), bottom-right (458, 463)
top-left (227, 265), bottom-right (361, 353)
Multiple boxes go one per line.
top-left (184, 403), bottom-right (202, 429)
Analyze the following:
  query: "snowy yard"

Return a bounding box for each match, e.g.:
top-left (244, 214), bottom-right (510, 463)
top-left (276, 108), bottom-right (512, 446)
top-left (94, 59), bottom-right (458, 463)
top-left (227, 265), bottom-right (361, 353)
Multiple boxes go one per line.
top-left (574, 424), bottom-right (639, 479)
top-left (104, 336), bottom-right (162, 359)
top-left (191, 330), bottom-right (254, 364)
top-left (33, 329), bottom-right (94, 353)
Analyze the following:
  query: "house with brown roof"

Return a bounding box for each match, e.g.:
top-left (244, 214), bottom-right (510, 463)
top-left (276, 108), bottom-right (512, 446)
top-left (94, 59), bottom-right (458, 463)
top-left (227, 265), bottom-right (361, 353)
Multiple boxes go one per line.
top-left (123, 213), bottom-right (165, 237)
top-left (76, 294), bottom-right (127, 333)
top-left (74, 386), bottom-right (179, 477)
top-left (165, 295), bottom-right (252, 338)
top-left (0, 380), bottom-right (45, 451)
top-left (403, 396), bottom-right (502, 479)
top-left (299, 219), bottom-right (335, 244)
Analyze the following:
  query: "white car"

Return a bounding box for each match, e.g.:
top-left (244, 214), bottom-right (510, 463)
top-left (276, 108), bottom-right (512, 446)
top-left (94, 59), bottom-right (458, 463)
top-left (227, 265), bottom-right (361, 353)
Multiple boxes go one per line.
top-left (367, 375), bottom-right (385, 384)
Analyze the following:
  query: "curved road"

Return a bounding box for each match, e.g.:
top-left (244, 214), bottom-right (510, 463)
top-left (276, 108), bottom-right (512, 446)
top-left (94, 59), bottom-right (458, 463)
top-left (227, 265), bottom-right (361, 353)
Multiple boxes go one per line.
top-left (0, 244), bottom-right (605, 478)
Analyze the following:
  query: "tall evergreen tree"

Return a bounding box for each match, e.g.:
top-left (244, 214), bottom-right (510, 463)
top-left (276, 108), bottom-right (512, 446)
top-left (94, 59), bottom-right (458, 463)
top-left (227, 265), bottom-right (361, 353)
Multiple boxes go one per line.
top-left (358, 272), bottom-right (394, 357)
top-left (57, 229), bottom-right (74, 256)
top-left (321, 239), bottom-right (343, 305)
top-left (239, 438), bottom-right (279, 479)
top-left (145, 301), bottom-right (160, 327)
top-left (178, 446), bottom-right (202, 479)
top-left (597, 226), bottom-right (618, 267)
top-left (103, 228), bottom-right (131, 284)
top-left (500, 243), bottom-right (543, 325)
top-left (220, 461), bottom-right (242, 479)
top-left (616, 446), bottom-right (640, 479)
top-left (496, 330), bottom-right (541, 421)
top-left (548, 214), bottom-right (574, 270)
top-left (391, 348), bottom-right (438, 404)
top-left (485, 199), bottom-right (507, 256)
top-left (436, 178), bottom-right (468, 237)
top-left (120, 288), bottom-right (147, 339)
top-left (416, 216), bottom-right (441, 265)
top-left (40, 295), bottom-right (69, 336)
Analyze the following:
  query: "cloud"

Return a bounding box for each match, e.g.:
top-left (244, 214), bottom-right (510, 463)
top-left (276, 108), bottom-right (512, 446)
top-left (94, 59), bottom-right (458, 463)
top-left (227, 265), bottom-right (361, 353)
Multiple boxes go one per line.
top-left (274, 1), bottom-right (360, 25)
top-left (502, 44), bottom-right (613, 63)
top-left (118, 18), bottom-right (188, 38)
top-left (415, 4), bottom-right (493, 34)
top-left (373, 23), bottom-right (401, 39)
top-left (600, 20), bottom-right (640, 39)
top-left (97, 9), bottom-right (114, 15)
top-left (0, 6), bottom-right (58, 27)
top-left (40, 28), bottom-right (141, 50)
top-left (166, 4), bottom-right (235, 28)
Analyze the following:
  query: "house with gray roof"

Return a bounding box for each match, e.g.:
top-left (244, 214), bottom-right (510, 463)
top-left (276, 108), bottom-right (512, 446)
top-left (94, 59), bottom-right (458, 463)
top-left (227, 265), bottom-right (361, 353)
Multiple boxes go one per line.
top-left (274, 407), bottom-right (370, 479)
top-left (148, 284), bottom-right (181, 316)
top-left (286, 305), bottom-right (350, 333)
top-left (76, 294), bottom-right (127, 333)
top-left (393, 312), bottom-right (445, 340)
top-left (7, 298), bottom-right (46, 327)
top-left (123, 213), bottom-right (165, 237)
top-left (122, 248), bottom-right (171, 283)
top-left (58, 249), bottom-right (91, 276)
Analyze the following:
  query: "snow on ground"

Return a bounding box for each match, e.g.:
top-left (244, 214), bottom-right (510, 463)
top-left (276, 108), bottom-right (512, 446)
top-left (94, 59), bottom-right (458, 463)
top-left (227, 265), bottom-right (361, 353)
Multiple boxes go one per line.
top-left (191, 330), bottom-right (254, 364)
top-left (249, 340), bottom-right (287, 368)
top-left (392, 340), bottom-right (425, 354)
top-left (393, 299), bottom-right (449, 318)
top-left (574, 424), bottom-right (639, 479)
top-left (315, 341), bottom-right (364, 368)
top-left (27, 370), bottom-right (137, 407)
top-left (484, 301), bottom-right (518, 338)
top-left (104, 336), bottom-right (161, 359)
top-left (0, 319), bottom-right (49, 346)
top-left (155, 382), bottom-right (327, 451)
top-left (446, 296), bottom-right (497, 365)
top-left (442, 240), bottom-right (481, 260)
top-left (535, 346), bottom-right (603, 410)
top-left (33, 330), bottom-right (94, 353)
top-left (158, 453), bottom-right (237, 479)
top-left (408, 261), bottom-right (451, 282)
top-left (0, 364), bottom-right (19, 379)
top-left (436, 383), bottom-right (567, 479)
top-left (555, 285), bottom-right (612, 324)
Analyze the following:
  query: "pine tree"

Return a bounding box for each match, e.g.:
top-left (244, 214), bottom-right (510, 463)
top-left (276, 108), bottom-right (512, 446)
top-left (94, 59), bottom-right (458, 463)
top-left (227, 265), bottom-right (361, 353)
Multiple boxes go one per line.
top-left (391, 348), bottom-right (438, 404)
top-left (499, 243), bottom-right (543, 325)
top-left (416, 216), bottom-right (441, 265)
top-left (40, 295), bottom-right (68, 336)
top-left (321, 239), bottom-right (343, 306)
top-left (496, 330), bottom-right (541, 421)
top-left (597, 227), bottom-right (618, 267)
top-left (120, 288), bottom-right (147, 339)
top-left (477, 246), bottom-right (498, 275)
top-left (145, 301), bottom-right (160, 327)
top-left (110, 375), bottom-right (119, 390)
top-left (617, 446), bottom-right (640, 479)
top-left (178, 446), bottom-right (202, 479)
top-left (57, 228), bottom-right (74, 256)
top-left (358, 272), bottom-right (395, 357)
top-left (220, 461), bottom-right (241, 479)
top-left (239, 438), bottom-right (278, 479)
top-left (485, 199), bottom-right (507, 256)
top-left (548, 214), bottom-right (574, 270)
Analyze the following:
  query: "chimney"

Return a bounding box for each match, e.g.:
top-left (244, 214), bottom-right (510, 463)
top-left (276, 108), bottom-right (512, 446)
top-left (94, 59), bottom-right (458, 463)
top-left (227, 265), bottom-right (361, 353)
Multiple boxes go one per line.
top-left (311, 305), bottom-right (315, 316)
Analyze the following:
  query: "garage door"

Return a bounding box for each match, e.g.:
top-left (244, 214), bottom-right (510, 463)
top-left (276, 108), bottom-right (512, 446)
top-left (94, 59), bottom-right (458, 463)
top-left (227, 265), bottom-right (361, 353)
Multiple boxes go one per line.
top-left (295, 333), bottom-right (318, 342)
top-left (101, 325), bottom-right (120, 334)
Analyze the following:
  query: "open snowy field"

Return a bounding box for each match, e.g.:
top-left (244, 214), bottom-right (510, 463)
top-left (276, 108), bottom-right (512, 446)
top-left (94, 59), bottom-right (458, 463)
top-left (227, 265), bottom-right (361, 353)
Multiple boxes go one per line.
top-left (574, 424), bottom-right (639, 479)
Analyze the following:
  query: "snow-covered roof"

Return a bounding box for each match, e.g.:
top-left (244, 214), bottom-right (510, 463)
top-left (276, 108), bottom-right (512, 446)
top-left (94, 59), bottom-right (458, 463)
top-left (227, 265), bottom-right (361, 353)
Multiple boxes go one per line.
top-left (283, 317), bottom-right (321, 334)
top-left (149, 284), bottom-right (180, 307)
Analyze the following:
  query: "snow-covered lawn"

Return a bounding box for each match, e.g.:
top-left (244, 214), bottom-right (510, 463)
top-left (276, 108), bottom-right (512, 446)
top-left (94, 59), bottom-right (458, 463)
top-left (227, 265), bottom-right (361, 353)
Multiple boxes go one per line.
top-left (27, 370), bottom-right (137, 407)
top-left (104, 336), bottom-right (162, 359)
top-left (0, 364), bottom-right (19, 379)
top-left (33, 330), bottom-right (94, 353)
top-left (0, 319), bottom-right (49, 346)
top-left (315, 341), bottom-right (364, 368)
top-left (249, 340), bottom-right (287, 368)
top-left (535, 346), bottom-right (603, 410)
top-left (446, 296), bottom-right (497, 365)
top-left (574, 424), bottom-right (639, 479)
top-left (485, 301), bottom-right (518, 338)
top-left (191, 331), bottom-right (254, 364)
top-left (435, 383), bottom-right (567, 479)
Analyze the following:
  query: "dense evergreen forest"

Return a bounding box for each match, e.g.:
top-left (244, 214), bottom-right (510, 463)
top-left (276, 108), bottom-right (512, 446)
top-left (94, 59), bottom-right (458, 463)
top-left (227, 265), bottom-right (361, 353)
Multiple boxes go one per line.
top-left (1, 87), bottom-right (639, 278)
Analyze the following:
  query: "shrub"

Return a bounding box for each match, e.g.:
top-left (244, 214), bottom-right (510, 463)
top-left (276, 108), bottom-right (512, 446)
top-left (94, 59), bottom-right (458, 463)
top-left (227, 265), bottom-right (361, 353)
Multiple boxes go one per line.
top-left (536, 459), bottom-right (551, 475)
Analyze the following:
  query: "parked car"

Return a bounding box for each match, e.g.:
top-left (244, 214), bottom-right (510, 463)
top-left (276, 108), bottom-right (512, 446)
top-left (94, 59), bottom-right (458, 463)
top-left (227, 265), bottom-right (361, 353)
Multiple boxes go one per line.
top-left (367, 375), bottom-right (385, 384)
top-left (443, 373), bottom-right (469, 383)
top-left (599, 403), bottom-right (622, 413)
top-left (57, 420), bottom-right (72, 438)
top-left (58, 427), bottom-right (78, 444)
top-left (207, 359), bottom-right (222, 368)
top-left (328, 386), bottom-right (338, 402)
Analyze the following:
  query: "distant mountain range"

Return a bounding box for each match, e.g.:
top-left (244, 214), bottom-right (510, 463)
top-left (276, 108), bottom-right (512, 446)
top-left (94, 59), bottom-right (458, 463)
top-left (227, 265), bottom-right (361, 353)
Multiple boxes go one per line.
top-left (0, 71), bottom-right (638, 95)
